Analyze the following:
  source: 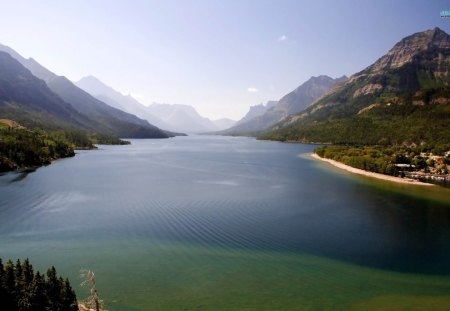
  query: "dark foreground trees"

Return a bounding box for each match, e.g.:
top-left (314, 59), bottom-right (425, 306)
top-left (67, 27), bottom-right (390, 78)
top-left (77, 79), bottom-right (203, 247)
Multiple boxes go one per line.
top-left (0, 258), bottom-right (78, 311)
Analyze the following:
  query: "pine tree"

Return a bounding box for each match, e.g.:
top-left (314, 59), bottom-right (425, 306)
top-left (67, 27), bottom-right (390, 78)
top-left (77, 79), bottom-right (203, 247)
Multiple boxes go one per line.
top-left (15, 259), bottom-right (31, 311)
top-left (61, 278), bottom-right (79, 311)
top-left (29, 272), bottom-right (48, 311)
top-left (0, 258), bottom-right (79, 311)
top-left (17, 287), bottom-right (32, 311)
top-left (15, 259), bottom-right (24, 288)
top-left (0, 259), bottom-right (7, 306)
top-left (46, 266), bottom-right (63, 311)
top-left (22, 259), bottom-right (34, 285)
top-left (4, 260), bottom-right (18, 310)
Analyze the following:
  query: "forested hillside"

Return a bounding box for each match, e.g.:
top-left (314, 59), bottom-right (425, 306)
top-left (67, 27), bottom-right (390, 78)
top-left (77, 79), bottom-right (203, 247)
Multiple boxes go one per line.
top-left (262, 28), bottom-right (450, 153)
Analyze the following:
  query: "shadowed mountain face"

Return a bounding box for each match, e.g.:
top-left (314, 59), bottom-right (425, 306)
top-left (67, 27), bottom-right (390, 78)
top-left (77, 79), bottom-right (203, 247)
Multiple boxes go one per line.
top-left (221, 76), bottom-right (346, 136)
top-left (0, 44), bottom-right (57, 84)
top-left (263, 28), bottom-right (450, 147)
top-left (0, 44), bottom-right (171, 138)
top-left (0, 51), bottom-right (94, 131)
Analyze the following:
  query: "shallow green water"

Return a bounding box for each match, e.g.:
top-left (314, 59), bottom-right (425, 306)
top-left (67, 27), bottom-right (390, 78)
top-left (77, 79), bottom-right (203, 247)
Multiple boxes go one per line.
top-left (1, 136), bottom-right (450, 310)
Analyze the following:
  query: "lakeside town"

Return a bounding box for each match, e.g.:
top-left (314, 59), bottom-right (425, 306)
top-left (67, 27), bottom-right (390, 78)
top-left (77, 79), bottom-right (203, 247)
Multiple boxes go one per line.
top-left (314, 146), bottom-right (450, 187)
top-left (401, 151), bottom-right (450, 185)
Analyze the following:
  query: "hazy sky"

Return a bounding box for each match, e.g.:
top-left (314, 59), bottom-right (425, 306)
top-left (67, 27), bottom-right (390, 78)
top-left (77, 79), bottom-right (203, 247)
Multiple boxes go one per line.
top-left (1, 0), bottom-right (449, 120)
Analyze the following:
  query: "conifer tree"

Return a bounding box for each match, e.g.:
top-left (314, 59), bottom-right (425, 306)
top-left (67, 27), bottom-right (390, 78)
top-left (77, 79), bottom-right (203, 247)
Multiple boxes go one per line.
top-left (22, 259), bottom-right (34, 285)
top-left (4, 260), bottom-right (18, 310)
top-left (46, 266), bottom-right (63, 311)
top-left (0, 259), bottom-right (7, 306)
top-left (15, 259), bottom-right (28, 311)
top-left (62, 278), bottom-right (79, 311)
top-left (29, 272), bottom-right (47, 311)
top-left (0, 258), bottom-right (78, 311)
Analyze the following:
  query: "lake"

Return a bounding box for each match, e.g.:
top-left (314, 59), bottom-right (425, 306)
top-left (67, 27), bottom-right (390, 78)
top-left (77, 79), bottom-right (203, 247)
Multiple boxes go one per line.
top-left (1, 135), bottom-right (450, 310)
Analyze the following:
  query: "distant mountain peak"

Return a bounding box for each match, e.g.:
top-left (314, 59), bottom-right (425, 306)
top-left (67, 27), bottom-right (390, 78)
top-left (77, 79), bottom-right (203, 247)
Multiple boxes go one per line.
top-left (221, 75), bottom-right (345, 136)
top-left (263, 28), bottom-right (450, 146)
top-left (428, 26), bottom-right (448, 40)
top-left (310, 75), bottom-right (338, 82)
top-left (369, 28), bottom-right (450, 73)
top-left (146, 102), bottom-right (220, 133)
top-left (84, 74), bottom-right (100, 80)
top-left (275, 75), bottom-right (348, 114)
top-left (77, 75), bottom-right (113, 92)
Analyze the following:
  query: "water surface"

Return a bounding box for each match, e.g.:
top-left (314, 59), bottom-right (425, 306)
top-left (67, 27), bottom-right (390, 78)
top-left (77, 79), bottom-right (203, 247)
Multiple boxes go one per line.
top-left (1, 136), bottom-right (450, 310)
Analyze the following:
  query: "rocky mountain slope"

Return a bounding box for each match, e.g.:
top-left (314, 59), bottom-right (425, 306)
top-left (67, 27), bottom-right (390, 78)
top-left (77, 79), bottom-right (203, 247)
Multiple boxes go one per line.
top-left (263, 28), bottom-right (450, 150)
top-left (234, 101), bottom-right (278, 127)
top-left (222, 76), bottom-right (346, 135)
top-left (0, 51), bottom-right (93, 131)
top-left (275, 75), bottom-right (348, 115)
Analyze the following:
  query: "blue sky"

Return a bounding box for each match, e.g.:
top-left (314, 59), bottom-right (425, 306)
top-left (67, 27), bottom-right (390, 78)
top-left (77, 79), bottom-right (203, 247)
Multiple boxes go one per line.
top-left (0, 0), bottom-right (449, 120)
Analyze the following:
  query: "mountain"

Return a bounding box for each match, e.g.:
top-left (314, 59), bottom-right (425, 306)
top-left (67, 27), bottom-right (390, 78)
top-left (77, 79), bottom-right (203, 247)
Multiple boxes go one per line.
top-left (146, 103), bottom-right (219, 133)
top-left (212, 118), bottom-right (236, 130)
top-left (76, 75), bottom-right (217, 133)
top-left (234, 101), bottom-right (277, 126)
top-left (0, 44), bottom-right (171, 138)
top-left (75, 76), bottom-right (171, 129)
top-left (221, 76), bottom-right (346, 135)
top-left (76, 76), bottom-right (123, 103)
top-left (275, 75), bottom-right (348, 115)
top-left (0, 51), bottom-right (94, 131)
top-left (263, 28), bottom-right (450, 149)
top-left (0, 44), bottom-right (56, 84)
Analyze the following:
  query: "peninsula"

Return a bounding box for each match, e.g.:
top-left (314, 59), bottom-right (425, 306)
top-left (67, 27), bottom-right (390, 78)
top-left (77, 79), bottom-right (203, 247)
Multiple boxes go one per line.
top-left (311, 153), bottom-right (434, 186)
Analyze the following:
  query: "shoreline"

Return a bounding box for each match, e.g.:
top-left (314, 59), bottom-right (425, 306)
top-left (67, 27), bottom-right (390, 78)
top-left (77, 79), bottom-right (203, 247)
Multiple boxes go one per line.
top-left (310, 153), bottom-right (434, 187)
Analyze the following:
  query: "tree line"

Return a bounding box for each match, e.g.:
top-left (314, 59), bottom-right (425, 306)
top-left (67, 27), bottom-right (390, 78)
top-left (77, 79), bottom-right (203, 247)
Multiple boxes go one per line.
top-left (0, 127), bottom-right (75, 172)
top-left (0, 123), bottom-right (130, 172)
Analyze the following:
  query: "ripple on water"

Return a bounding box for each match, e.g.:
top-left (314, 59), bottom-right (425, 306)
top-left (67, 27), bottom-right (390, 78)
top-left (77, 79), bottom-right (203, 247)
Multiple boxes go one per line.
top-left (2, 137), bottom-right (450, 311)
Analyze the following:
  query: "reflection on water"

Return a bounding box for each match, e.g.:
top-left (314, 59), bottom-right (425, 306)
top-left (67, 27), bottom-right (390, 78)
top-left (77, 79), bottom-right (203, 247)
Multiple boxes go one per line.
top-left (0, 167), bottom-right (37, 183)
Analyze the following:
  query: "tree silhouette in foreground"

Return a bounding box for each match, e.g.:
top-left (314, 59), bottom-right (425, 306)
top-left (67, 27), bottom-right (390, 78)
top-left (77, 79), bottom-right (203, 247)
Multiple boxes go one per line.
top-left (0, 258), bottom-right (78, 311)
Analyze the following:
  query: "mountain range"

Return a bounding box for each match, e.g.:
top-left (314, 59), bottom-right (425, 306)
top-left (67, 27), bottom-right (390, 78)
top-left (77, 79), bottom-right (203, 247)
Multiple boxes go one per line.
top-left (146, 103), bottom-right (226, 133)
top-left (262, 27), bottom-right (450, 149)
top-left (221, 75), bottom-right (347, 135)
top-left (75, 75), bottom-right (172, 129)
top-left (1, 27), bottom-right (448, 149)
top-left (0, 51), bottom-right (92, 132)
top-left (0, 44), bottom-right (178, 139)
top-left (76, 76), bottom-right (235, 133)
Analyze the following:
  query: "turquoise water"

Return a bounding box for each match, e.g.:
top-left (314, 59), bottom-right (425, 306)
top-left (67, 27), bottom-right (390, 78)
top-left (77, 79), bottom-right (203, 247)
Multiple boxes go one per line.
top-left (1, 136), bottom-right (450, 310)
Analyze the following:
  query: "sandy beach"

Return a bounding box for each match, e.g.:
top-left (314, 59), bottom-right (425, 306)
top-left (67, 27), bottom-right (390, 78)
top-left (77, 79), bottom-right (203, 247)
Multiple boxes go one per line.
top-left (310, 153), bottom-right (433, 186)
